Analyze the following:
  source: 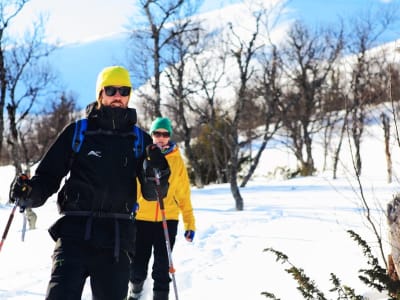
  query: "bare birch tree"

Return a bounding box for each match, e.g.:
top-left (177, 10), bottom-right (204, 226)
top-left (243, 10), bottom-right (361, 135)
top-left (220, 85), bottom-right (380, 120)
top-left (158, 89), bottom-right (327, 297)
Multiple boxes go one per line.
top-left (127, 0), bottom-right (202, 119)
top-left (240, 45), bottom-right (283, 187)
top-left (279, 21), bottom-right (344, 176)
top-left (345, 6), bottom-right (397, 176)
top-left (1, 1), bottom-right (57, 173)
top-left (0, 0), bottom-right (30, 162)
top-left (224, 10), bottom-right (264, 210)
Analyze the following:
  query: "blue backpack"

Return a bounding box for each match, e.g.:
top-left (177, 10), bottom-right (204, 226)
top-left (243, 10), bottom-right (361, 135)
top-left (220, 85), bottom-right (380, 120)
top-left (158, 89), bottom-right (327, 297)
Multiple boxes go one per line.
top-left (71, 118), bottom-right (144, 159)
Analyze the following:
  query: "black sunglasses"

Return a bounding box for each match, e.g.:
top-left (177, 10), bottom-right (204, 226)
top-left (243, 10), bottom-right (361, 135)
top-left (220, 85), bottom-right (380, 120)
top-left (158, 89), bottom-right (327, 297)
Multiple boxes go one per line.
top-left (103, 86), bottom-right (131, 97)
top-left (152, 131), bottom-right (170, 138)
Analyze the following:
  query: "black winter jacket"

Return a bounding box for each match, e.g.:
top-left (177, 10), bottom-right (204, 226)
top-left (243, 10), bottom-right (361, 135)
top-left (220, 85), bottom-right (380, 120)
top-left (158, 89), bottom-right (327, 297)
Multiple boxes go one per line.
top-left (28, 103), bottom-right (169, 256)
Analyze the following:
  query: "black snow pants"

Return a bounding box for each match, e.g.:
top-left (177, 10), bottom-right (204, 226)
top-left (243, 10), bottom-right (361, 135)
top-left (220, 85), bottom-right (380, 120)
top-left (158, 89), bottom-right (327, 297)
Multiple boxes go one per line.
top-left (46, 237), bottom-right (130, 300)
top-left (129, 220), bottom-right (178, 292)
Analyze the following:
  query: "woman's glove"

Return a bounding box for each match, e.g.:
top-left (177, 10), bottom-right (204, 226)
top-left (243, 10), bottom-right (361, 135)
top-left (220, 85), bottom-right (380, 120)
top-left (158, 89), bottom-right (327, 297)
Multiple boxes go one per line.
top-left (184, 230), bottom-right (195, 242)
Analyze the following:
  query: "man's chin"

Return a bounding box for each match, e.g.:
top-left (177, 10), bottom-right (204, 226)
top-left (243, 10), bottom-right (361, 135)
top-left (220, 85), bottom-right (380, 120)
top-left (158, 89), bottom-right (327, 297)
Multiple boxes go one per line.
top-left (111, 102), bottom-right (124, 108)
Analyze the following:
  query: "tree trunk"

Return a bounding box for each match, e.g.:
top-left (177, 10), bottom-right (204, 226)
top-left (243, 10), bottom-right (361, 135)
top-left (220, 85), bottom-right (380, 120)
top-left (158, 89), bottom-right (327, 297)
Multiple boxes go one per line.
top-left (381, 113), bottom-right (392, 183)
top-left (229, 143), bottom-right (243, 211)
top-left (183, 139), bottom-right (204, 188)
top-left (332, 111), bottom-right (348, 179)
top-left (7, 104), bottom-right (22, 173)
top-left (240, 138), bottom-right (267, 187)
top-left (0, 37), bottom-right (6, 160)
top-left (229, 167), bottom-right (243, 211)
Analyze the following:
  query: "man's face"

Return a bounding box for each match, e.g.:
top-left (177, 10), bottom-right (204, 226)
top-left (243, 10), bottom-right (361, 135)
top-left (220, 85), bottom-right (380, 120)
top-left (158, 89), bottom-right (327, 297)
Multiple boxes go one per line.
top-left (100, 86), bottom-right (131, 108)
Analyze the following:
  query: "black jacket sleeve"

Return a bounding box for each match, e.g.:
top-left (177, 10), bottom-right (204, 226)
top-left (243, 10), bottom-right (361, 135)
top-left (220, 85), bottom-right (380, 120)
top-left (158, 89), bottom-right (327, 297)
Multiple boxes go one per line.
top-left (29, 123), bottom-right (75, 207)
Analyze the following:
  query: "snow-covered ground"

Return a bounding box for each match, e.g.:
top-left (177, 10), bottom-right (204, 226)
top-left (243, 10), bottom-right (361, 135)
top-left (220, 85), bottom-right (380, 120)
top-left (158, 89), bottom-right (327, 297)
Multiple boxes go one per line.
top-left (0, 119), bottom-right (399, 299)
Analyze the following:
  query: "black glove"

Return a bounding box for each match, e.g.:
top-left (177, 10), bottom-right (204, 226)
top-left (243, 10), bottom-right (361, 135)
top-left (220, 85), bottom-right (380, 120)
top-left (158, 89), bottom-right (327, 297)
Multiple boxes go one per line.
top-left (144, 144), bottom-right (169, 180)
top-left (141, 144), bottom-right (170, 200)
top-left (9, 173), bottom-right (33, 208)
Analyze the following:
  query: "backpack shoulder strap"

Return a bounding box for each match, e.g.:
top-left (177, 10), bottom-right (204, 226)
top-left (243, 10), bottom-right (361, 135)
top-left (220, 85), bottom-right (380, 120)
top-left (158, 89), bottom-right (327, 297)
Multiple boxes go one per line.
top-left (72, 120), bottom-right (143, 158)
top-left (133, 125), bottom-right (144, 159)
top-left (72, 119), bottom-right (88, 153)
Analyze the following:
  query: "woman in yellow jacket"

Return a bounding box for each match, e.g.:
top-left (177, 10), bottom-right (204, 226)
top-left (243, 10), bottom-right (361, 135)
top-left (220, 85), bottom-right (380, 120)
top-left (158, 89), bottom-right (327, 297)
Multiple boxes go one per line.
top-left (128, 117), bottom-right (196, 300)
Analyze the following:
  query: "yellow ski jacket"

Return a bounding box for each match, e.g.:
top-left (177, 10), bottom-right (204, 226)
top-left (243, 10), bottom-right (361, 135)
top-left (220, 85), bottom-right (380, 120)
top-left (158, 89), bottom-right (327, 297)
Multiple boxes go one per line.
top-left (136, 144), bottom-right (196, 231)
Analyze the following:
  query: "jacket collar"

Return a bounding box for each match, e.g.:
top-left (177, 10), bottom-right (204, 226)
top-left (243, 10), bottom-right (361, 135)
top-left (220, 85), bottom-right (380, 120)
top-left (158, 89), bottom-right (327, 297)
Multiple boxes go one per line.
top-left (85, 102), bottom-right (137, 131)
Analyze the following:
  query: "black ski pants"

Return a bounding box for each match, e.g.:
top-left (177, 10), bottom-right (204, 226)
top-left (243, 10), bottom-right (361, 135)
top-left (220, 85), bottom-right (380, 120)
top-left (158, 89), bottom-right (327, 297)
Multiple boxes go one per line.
top-left (130, 220), bottom-right (178, 292)
top-left (46, 238), bottom-right (130, 300)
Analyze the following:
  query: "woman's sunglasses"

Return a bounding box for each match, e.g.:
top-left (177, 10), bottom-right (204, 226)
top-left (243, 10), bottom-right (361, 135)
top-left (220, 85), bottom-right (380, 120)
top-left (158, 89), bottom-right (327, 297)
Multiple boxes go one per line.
top-left (152, 131), bottom-right (170, 138)
top-left (104, 86), bottom-right (131, 97)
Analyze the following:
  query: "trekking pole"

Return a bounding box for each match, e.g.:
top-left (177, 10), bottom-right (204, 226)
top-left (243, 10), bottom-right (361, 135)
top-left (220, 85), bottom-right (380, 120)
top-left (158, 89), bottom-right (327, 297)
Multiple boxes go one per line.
top-left (0, 199), bottom-right (19, 252)
top-left (153, 168), bottom-right (179, 300)
top-left (21, 208), bottom-right (27, 242)
top-left (1, 174), bottom-right (31, 250)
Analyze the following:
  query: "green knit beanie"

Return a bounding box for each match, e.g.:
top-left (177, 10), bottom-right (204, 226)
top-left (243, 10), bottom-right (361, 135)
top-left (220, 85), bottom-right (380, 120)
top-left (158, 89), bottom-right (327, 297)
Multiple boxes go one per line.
top-left (150, 117), bottom-right (173, 136)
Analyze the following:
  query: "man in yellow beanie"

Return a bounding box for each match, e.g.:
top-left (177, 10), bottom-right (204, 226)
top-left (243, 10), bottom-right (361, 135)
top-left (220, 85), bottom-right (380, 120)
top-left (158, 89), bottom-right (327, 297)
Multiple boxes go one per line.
top-left (128, 117), bottom-right (196, 300)
top-left (9, 66), bottom-right (171, 300)
top-left (95, 65), bottom-right (132, 107)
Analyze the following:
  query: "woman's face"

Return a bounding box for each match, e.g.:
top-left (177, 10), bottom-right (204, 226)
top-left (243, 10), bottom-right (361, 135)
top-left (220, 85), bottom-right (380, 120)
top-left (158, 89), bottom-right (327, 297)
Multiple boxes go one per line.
top-left (151, 129), bottom-right (170, 148)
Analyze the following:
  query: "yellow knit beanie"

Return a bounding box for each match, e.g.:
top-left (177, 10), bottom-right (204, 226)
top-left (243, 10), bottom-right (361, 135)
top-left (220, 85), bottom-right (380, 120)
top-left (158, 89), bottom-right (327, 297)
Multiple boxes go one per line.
top-left (95, 66), bottom-right (132, 101)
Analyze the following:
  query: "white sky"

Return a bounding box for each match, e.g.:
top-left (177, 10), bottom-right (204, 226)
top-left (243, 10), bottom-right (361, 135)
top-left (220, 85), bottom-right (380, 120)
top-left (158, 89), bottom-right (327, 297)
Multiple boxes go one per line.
top-left (8, 0), bottom-right (134, 44)
top-left (6, 0), bottom-right (396, 45)
top-left (0, 113), bottom-right (399, 299)
top-left (7, 0), bottom-right (241, 44)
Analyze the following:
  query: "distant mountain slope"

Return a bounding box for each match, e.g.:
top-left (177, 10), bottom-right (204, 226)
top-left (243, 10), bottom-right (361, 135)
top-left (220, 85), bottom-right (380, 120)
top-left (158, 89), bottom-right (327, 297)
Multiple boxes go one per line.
top-left (47, 1), bottom-right (286, 109)
top-left (47, 1), bottom-right (399, 111)
top-left (49, 33), bottom-right (129, 109)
